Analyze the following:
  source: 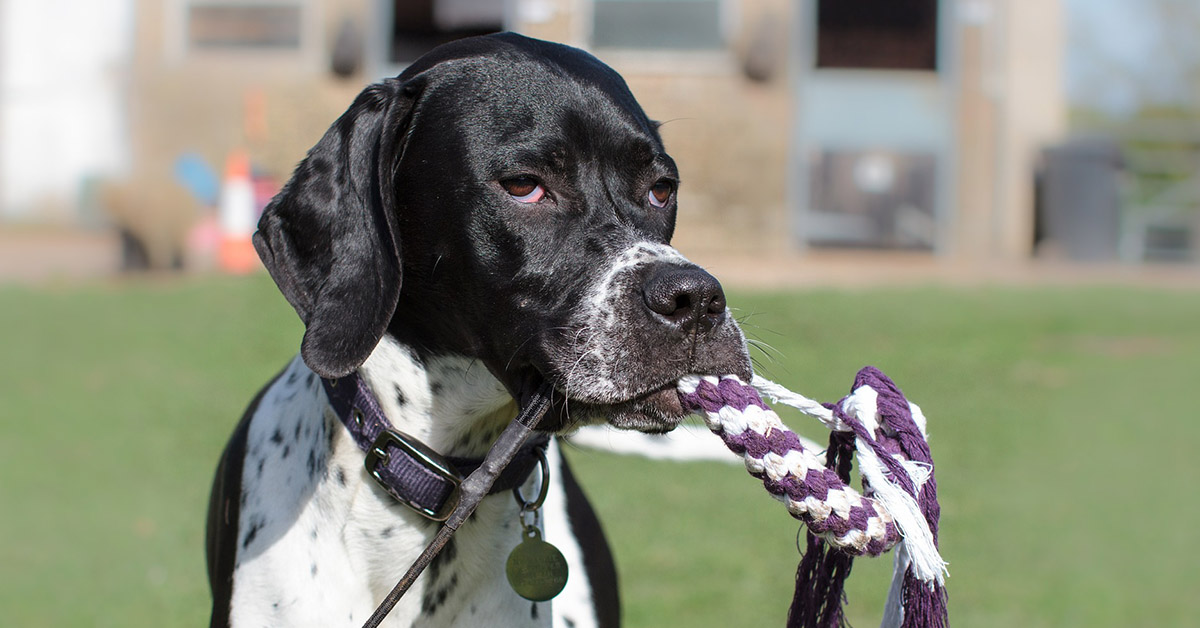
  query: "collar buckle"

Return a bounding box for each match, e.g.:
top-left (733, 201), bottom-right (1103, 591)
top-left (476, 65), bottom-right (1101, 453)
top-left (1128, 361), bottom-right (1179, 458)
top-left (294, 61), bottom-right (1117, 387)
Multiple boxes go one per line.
top-left (365, 428), bottom-right (462, 521)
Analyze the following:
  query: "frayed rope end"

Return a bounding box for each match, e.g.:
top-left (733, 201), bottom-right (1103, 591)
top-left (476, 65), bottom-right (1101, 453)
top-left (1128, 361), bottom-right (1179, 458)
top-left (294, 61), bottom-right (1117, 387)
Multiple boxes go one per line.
top-left (899, 571), bottom-right (948, 628)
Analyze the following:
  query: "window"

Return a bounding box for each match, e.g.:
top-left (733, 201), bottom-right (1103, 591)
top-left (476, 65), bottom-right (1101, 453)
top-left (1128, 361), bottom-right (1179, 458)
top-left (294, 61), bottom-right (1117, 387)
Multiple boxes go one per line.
top-left (591, 0), bottom-right (723, 50)
top-left (186, 2), bottom-right (304, 50)
top-left (387, 0), bottom-right (504, 64)
top-left (808, 150), bottom-right (938, 249)
top-left (815, 0), bottom-right (938, 71)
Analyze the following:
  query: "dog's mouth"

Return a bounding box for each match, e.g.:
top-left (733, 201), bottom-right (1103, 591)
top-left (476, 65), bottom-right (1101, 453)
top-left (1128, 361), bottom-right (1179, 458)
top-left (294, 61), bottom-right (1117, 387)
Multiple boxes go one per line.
top-left (594, 381), bottom-right (687, 433)
top-left (514, 369), bottom-right (689, 434)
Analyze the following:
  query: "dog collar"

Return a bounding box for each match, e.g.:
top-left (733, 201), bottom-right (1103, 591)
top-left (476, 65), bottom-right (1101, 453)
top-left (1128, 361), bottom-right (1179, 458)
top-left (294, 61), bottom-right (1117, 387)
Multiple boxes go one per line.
top-left (321, 373), bottom-right (549, 520)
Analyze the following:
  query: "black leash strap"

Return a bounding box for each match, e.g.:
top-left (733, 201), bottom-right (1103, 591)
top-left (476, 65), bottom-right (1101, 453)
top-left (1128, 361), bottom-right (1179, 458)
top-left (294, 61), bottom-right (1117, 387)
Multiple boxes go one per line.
top-left (361, 383), bottom-right (555, 628)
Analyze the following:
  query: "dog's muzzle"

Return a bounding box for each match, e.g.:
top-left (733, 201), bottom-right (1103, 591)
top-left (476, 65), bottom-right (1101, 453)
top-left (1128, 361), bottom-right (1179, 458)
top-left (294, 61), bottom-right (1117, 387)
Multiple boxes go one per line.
top-left (534, 256), bottom-right (753, 433)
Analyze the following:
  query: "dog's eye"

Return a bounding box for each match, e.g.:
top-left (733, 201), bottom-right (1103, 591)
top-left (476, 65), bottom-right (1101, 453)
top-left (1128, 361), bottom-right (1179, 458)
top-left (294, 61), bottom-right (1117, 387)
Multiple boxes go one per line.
top-left (648, 179), bottom-right (675, 208)
top-left (501, 177), bottom-right (546, 203)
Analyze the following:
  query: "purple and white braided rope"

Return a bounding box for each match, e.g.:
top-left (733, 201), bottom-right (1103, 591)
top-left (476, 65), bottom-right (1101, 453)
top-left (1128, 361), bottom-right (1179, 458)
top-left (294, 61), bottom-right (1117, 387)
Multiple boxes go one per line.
top-left (677, 367), bottom-right (948, 628)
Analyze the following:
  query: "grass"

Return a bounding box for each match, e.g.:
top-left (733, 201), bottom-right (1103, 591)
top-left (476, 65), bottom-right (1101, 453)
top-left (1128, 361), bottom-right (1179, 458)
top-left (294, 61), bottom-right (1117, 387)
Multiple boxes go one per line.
top-left (1, 275), bottom-right (1198, 626)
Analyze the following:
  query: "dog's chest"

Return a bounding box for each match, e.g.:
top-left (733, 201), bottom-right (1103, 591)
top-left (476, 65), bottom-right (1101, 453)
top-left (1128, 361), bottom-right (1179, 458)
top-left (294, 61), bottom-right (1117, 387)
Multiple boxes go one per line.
top-left (229, 350), bottom-right (552, 627)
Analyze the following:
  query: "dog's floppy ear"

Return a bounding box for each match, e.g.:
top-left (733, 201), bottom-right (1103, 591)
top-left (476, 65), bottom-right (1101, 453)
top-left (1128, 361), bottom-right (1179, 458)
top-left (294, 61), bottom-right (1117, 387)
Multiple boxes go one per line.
top-left (254, 78), bottom-right (417, 378)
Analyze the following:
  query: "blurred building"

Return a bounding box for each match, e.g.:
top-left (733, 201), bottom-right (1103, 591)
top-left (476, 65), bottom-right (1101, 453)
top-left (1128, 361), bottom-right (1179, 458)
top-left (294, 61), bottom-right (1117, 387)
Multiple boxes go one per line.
top-left (0, 0), bottom-right (1066, 267)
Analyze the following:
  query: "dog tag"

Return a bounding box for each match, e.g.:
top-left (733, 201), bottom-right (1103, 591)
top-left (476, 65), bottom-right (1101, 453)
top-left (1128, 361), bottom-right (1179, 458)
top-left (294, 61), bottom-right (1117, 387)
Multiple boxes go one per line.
top-left (506, 526), bottom-right (568, 601)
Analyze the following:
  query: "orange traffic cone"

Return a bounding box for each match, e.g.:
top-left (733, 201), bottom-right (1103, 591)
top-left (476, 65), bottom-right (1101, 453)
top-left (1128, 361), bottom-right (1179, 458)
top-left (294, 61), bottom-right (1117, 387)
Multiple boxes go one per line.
top-left (218, 148), bottom-right (258, 274)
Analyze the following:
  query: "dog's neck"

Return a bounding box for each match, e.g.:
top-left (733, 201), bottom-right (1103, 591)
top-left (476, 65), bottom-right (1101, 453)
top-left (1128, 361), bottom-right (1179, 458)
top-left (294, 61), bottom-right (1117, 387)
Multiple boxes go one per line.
top-left (355, 334), bottom-right (518, 459)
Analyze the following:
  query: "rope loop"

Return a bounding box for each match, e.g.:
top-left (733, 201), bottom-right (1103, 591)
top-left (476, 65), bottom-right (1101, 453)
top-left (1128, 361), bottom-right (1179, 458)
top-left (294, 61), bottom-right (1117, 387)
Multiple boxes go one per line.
top-left (676, 367), bottom-right (948, 627)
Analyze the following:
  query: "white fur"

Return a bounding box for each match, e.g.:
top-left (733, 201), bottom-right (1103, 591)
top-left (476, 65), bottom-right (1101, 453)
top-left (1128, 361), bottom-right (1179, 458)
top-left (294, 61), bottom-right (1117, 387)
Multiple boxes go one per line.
top-left (586, 241), bottom-right (688, 327)
top-left (542, 438), bottom-right (600, 628)
top-left (228, 337), bottom-right (599, 627)
top-left (566, 241), bottom-right (691, 401)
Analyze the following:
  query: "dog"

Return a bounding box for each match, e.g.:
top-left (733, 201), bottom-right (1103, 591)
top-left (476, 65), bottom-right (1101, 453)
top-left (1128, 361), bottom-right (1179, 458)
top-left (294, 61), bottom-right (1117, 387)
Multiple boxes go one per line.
top-left (205, 32), bottom-right (752, 628)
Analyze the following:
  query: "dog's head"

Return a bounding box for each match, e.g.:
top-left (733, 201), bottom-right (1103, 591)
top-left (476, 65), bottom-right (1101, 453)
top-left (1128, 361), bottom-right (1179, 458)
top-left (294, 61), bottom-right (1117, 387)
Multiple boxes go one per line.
top-left (255, 33), bottom-right (751, 432)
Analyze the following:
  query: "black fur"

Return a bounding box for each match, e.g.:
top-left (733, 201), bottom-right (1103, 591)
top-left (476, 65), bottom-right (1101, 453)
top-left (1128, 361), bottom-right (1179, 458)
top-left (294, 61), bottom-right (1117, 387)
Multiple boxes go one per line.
top-left (211, 32), bottom-right (753, 628)
top-left (255, 32), bottom-right (750, 427)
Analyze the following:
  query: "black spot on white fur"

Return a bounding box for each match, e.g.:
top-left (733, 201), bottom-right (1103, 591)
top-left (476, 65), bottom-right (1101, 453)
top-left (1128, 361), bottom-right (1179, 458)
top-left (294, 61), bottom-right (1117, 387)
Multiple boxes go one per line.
top-left (242, 520), bottom-right (262, 549)
top-left (421, 572), bottom-right (459, 617)
top-left (419, 536), bottom-right (460, 616)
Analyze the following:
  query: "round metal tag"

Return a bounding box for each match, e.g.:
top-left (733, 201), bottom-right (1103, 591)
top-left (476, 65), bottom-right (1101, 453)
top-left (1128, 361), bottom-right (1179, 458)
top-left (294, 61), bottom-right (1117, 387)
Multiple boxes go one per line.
top-left (505, 527), bottom-right (569, 602)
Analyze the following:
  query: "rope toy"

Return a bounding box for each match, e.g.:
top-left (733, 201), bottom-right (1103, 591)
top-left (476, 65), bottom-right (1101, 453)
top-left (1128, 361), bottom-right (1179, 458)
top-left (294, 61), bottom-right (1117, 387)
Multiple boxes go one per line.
top-left (677, 366), bottom-right (948, 628)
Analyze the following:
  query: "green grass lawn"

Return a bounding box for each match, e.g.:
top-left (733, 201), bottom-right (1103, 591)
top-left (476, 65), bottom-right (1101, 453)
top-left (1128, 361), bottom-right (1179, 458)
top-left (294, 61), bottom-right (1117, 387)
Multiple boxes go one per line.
top-left (2, 275), bottom-right (1197, 626)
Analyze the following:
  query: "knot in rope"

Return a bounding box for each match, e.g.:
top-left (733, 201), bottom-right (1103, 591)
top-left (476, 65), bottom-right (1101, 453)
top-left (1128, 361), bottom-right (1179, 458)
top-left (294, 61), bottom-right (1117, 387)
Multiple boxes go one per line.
top-left (677, 367), bottom-right (948, 628)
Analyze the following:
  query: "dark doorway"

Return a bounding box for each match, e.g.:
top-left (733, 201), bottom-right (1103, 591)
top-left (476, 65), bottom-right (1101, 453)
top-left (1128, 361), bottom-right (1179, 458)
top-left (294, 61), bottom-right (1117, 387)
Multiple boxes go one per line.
top-left (388, 0), bottom-right (503, 63)
top-left (815, 0), bottom-right (939, 71)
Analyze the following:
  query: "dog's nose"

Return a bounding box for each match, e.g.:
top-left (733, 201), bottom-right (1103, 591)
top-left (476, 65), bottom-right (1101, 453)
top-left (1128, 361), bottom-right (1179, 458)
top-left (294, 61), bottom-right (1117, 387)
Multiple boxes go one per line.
top-left (643, 266), bottom-right (727, 334)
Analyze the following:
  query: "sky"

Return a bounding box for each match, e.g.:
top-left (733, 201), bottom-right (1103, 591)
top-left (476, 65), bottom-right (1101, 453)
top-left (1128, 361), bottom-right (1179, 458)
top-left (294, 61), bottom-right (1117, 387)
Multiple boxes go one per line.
top-left (1065, 0), bottom-right (1198, 114)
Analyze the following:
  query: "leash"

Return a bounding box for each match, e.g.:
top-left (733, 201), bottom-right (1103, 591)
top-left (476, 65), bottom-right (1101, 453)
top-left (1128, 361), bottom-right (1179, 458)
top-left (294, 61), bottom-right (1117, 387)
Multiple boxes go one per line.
top-left (678, 368), bottom-right (948, 628)
top-left (360, 381), bottom-right (555, 628)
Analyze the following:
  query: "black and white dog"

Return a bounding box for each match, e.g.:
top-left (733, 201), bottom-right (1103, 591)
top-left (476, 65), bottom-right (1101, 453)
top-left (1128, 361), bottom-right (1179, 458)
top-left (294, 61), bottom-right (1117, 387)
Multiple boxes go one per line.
top-left (206, 33), bottom-right (752, 628)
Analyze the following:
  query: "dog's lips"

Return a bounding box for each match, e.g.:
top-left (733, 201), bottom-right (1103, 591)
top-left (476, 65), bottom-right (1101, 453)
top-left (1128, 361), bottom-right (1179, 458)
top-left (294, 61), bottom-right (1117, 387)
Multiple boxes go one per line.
top-left (596, 380), bottom-right (689, 433)
top-left (637, 383), bottom-right (684, 417)
top-left (523, 369), bottom-right (690, 433)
